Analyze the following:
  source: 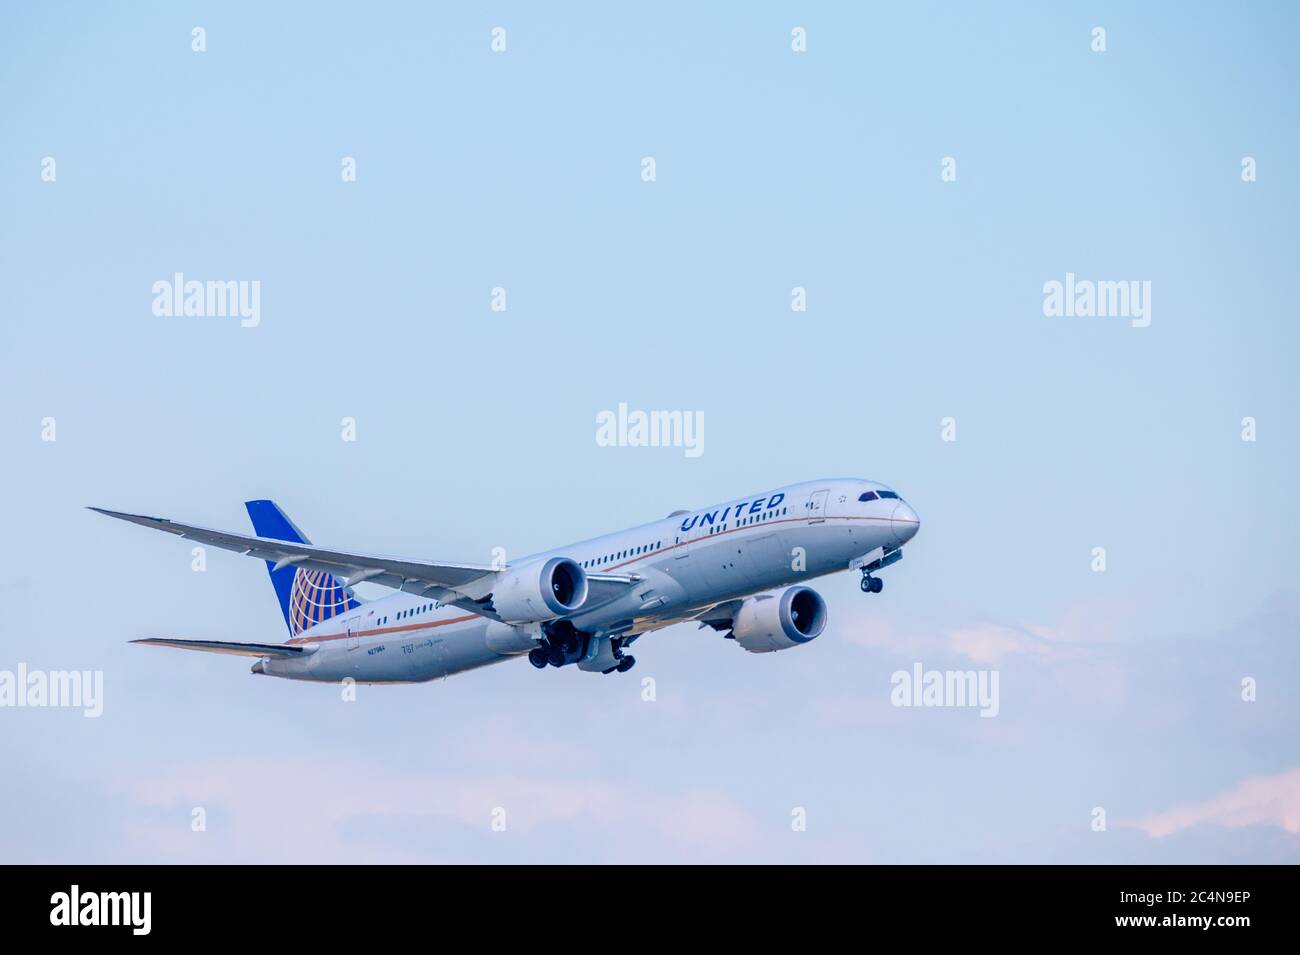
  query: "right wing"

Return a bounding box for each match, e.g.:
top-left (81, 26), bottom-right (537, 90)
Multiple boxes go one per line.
top-left (692, 598), bottom-right (745, 631)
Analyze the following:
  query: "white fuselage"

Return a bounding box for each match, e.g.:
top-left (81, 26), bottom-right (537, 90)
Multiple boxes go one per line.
top-left (259, 478), bottom-right (918, 683)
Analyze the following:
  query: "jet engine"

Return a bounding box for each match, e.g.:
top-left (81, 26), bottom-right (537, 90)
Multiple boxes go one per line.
top-left (489, 557), bottom-right (588, 624)
top-left (731, 586), bottom-right (827, 653)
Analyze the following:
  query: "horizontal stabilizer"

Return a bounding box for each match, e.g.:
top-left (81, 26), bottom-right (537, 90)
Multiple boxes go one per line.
top-left (130, 638), bottom-right (311, 659)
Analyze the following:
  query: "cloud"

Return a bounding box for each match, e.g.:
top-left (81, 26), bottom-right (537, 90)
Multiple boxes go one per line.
top-left (837, 597), bottom-right (1130, 665)
top-left (1133, 768), bottom-right (1300, 838)
top-left (947, 624), bottom-right (1051, 664)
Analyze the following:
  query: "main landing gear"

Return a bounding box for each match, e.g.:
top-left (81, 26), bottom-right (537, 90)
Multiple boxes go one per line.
top-left (529, 623), bottom-right (636, 674)
top-left (860, 572), bottom-right (884, 594)
top-left (601, 645), bottom-right (636, 675)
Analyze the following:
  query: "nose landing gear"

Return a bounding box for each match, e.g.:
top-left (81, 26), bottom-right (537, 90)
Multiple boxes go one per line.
top-left (857, 545), bottom-right (903, 595)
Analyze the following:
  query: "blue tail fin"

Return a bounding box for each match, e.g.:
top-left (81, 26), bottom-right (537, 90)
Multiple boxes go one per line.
top-left (245, 500), bottom-right (360, 636)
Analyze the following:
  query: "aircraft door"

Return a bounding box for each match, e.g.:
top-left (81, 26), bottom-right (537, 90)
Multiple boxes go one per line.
top-left (806, 489), bottom-right (829, 523)
top-left (345, 615), bottom-right (361, 651)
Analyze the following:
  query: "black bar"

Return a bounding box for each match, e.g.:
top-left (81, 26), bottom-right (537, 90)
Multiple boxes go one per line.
top-left (3, 864), bottom-right (1292, 940)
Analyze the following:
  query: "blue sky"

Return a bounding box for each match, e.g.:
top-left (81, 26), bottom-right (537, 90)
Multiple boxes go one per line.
top-left (2, 2), bottom-right (1298, 862)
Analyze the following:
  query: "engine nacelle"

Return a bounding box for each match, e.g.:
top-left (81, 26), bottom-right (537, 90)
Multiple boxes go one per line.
top-left (490, 557), bottom-right (588, 624)
top-left (731, 586), bottom-right (827, 653)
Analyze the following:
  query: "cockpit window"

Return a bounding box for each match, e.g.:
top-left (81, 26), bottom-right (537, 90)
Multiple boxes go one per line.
top-left (858, 491), bottom-right (878, 501)
top-left (877, 490), bottom-right (899, 499)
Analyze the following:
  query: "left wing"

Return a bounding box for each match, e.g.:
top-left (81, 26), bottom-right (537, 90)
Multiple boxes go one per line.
top-left (92, 507), bottom-right (504, 617)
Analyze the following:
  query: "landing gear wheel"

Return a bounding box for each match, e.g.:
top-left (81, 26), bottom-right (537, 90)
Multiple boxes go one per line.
top-left (546, 647), bottom-right (567, 668)
top-left (528, 647), bottom-right (549, 669)
top-left (870, 576), bottom-right (883, 593)
top-left (616, 655), bottom-right (636, 673)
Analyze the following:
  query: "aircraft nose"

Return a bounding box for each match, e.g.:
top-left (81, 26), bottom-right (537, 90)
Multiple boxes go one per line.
top-left (891, 501), bottom-right (920, 544)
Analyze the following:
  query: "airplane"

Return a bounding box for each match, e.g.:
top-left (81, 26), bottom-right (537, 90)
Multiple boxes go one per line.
top-left (92, 478), bottom-right (919, 684)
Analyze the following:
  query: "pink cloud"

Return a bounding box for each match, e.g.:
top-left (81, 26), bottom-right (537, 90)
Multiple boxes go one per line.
top-left (1133, 768), bottom-right (1300, 838)
top-left (947, 624), bottom-right (1049, 664)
